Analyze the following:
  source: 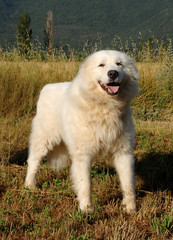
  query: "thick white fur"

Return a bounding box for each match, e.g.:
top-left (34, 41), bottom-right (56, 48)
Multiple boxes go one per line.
top-left (25, 50), bottom-right (139, 214)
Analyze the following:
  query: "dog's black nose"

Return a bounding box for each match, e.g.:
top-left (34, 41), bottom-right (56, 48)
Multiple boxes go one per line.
top-left (107, 70), bottom-right (118, 80)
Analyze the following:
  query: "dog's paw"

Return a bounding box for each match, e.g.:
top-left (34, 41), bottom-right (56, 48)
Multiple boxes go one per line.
top-left (24, 181), bottom-right (36, 190)
top-left (124, 205), bottom-right (137, 215)
top-left (122, 198), bottom-right (137, 215)
top-left (79, 204), bottom-right (94, 213)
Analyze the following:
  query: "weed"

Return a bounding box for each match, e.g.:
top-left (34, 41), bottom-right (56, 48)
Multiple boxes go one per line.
top-left (149, 213), bottom-right (173, 236)
top-left (69, 210), bottom-right (83, 223)
top-left (91, 165), bottom-right (106, 179)
top-left (53, 178), bottom-right (62, 186)
top-left (42, 181), bottom-right (49, 188)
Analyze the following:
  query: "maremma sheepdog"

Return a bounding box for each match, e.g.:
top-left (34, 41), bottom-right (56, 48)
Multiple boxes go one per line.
top-left (25, 50), bottom-right (139, 214)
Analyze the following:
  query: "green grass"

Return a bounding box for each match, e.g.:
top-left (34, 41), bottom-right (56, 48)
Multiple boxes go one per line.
top-left (0, 46), bottom-right (173, 239)
top-left (149, 213), bottom-right (173, 236)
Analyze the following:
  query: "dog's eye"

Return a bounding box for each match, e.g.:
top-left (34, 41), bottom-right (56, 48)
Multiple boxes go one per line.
top-left (98, 64), bottom-right (105, 67)
top-left (116, 62), bottom-right (122, 66)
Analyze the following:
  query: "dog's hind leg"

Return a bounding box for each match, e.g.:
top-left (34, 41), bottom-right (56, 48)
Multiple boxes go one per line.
top-left (25, 117), bottom-right (59, 188)
top-left (25, 135), bottom-right (49, 189)
top-left (25, 110), bottom-right (62, 188)
top-left (25, 154), bottom-right (43, 189)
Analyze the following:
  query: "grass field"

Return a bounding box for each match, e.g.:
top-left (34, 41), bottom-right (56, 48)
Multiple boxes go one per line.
top-left (0, 56), bottom-right (173, 239)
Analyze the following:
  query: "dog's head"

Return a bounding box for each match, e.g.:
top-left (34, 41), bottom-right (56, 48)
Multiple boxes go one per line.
top-left (77, 50), bottom-right (139, 102)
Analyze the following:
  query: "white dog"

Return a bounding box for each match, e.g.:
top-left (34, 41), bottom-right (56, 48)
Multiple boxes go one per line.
top-left (25, 50), bottom-right (139, 214)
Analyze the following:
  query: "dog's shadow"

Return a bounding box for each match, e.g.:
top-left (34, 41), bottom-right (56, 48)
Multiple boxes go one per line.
top-left (8, 149), bottom-right (173, 194)
top-left (135, 151), bottom-right (173, 193)
top-left (9, 148), bottom-right (28, 166)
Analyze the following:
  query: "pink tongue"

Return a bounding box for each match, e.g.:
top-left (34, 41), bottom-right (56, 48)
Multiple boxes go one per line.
top-left (108, 85), bottom-right (120, 94)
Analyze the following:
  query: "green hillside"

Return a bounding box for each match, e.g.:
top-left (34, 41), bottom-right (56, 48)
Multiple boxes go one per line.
top-left (0, 0), bottom-right (172, 48)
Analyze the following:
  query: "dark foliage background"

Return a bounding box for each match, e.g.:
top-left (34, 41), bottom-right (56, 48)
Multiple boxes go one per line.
top-left (0, 0), bottom-right (172, 48)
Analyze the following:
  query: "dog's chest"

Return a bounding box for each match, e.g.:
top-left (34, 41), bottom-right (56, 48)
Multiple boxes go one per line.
top-left (88, 110), bottom-right (123, 152)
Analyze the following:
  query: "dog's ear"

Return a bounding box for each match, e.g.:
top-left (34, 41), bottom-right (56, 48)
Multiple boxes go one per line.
top-left (78, 55), bottom-right (90, 74)
top-left (130, 64), bottom-right (139, 81)
top-left (126, 61), bottom-right (139, 82)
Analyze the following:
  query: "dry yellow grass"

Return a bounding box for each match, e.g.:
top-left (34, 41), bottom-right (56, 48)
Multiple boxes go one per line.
top-left (135, 120), bottom-right (173, 135)
top-left (0, 60), bottom-right (80, 116)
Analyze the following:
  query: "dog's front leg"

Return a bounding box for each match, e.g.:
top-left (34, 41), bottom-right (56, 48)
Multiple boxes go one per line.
top-left (71, 154), bottom-right (92, 212)
top-left (114, 152), bottom-right (136, 214)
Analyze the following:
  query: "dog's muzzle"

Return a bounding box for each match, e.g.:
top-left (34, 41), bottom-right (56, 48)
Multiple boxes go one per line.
top-left (98, 70), bottom-right (121, 96)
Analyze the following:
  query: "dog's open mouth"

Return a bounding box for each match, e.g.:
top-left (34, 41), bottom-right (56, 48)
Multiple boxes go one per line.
top-left (98, 81), bottom-right (121, 95)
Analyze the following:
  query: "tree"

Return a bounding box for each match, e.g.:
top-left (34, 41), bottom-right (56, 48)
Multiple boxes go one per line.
top-left (17, 12), bottom-right (32, 55)
top-left (44, 10), bottom-right (53, 54)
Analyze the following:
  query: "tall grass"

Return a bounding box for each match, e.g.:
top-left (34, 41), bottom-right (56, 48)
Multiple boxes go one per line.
top-left (0, 61), bottom-right (79, 117)
top-left (133, 62), bottom-right (173, 120)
